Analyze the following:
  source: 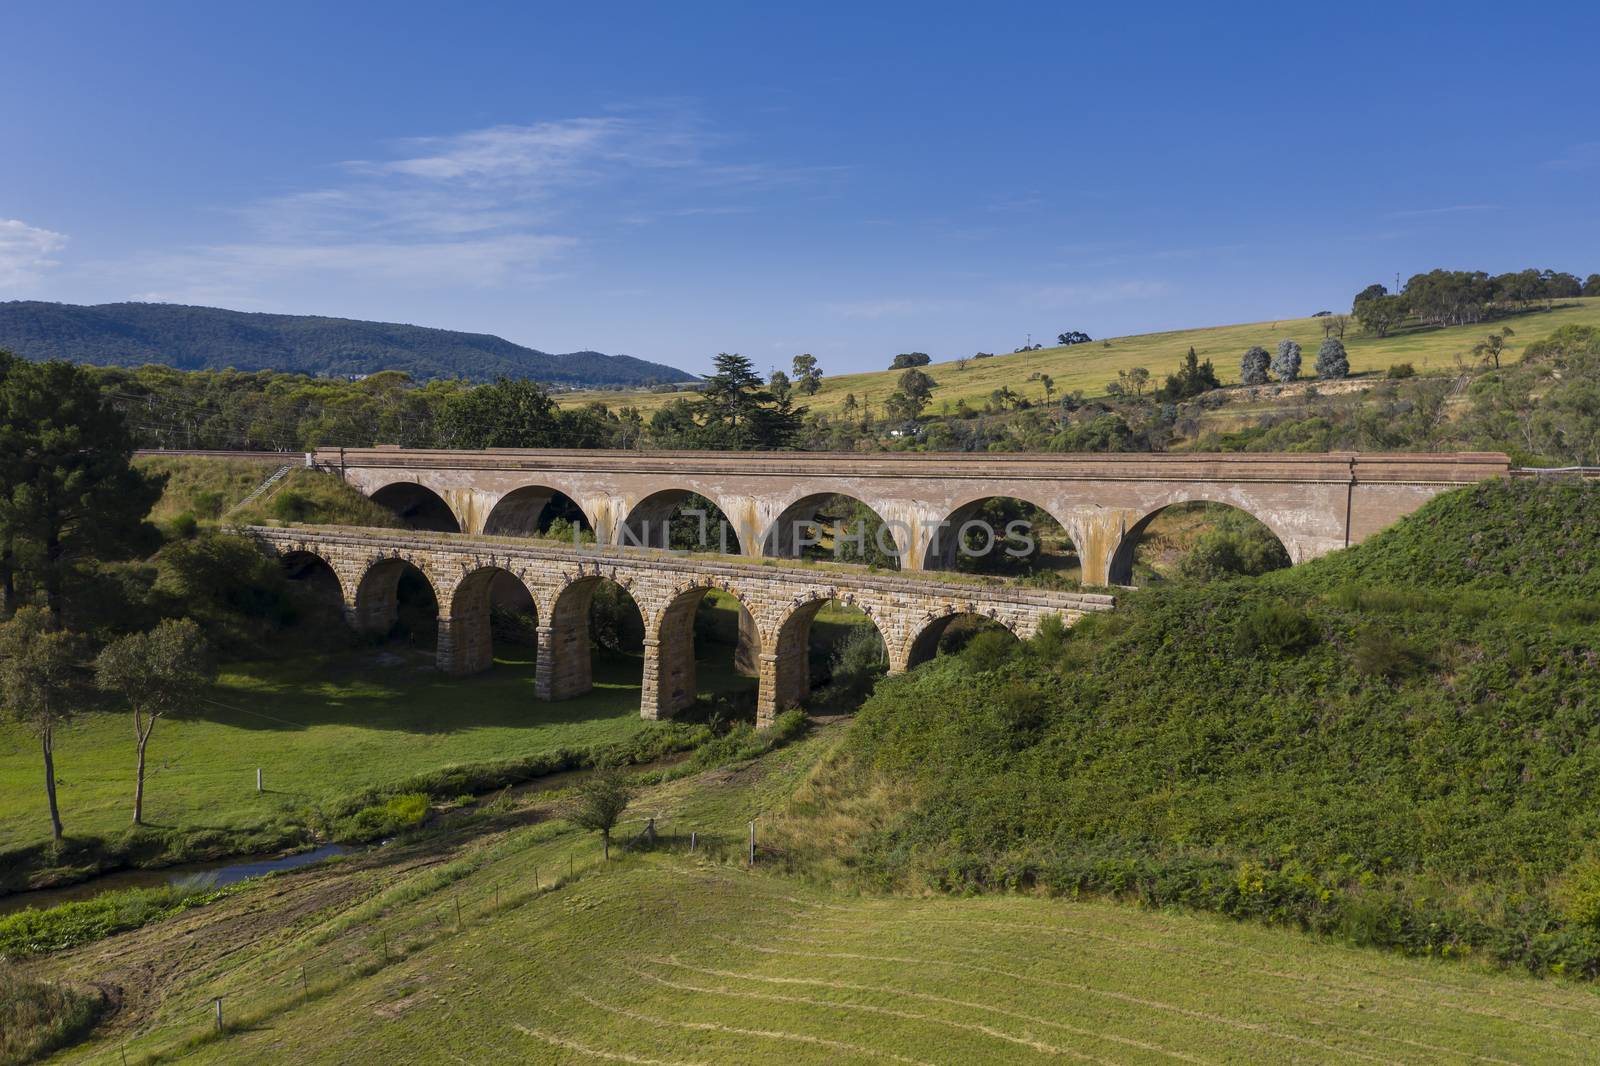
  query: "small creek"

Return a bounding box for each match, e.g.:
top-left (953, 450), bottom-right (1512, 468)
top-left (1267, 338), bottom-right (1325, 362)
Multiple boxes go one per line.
top-left (0, 752), bottom-right (689, 917)
top-left (0, 844), bottom-right (355, 917)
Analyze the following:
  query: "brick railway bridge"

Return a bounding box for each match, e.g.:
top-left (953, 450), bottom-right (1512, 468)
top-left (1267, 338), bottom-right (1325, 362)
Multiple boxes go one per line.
top-left (315, 447), bottom-right (1511, 585)
top-left (251, 526), bottom-right (1114, 724)
top-left (246, 448), bottom-right (1511, 723)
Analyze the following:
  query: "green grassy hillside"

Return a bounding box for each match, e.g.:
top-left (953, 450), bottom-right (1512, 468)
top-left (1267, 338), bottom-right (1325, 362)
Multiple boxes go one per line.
top-left (25, 726), bottom-right (1600, 1065)
top-left (565, 297), bottom-right (1600, 418)
top-left (774, 478), bottom-right (1600, 976)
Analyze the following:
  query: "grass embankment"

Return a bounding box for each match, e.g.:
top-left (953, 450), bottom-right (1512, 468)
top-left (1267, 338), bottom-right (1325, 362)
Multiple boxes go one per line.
top-left (135, 455), bottom-right (399, 531)
top-left (22, 724), bottom-right (1600, 1065)
top-left (772, 478), bottom-right (1600, 976)
top-left (0, 644), bottom-right (752, 892)
top-left (563, 297), bottom-right (1600, 416)
top-left (0, 970), bottom-right (102, 1066)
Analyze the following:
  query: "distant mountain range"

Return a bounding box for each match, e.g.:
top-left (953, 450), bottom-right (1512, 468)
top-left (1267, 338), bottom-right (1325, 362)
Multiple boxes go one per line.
top-left (0, 301), bottom-right (697, 386)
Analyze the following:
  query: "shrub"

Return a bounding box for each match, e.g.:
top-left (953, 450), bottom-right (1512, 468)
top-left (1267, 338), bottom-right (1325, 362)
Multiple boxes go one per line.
top-left (192, 489), bottom-right (226, 519)
top-left (339, 792), bottom-right (429, 841)
top-left (961, 628), bottom-right (1018, 671)
top-left (167, 511), bottom-right (199, 539)
top-left (1386, 362), bottom-right (1416, 380)
top-left (1557, 856), bottom-right (1600, 929)
top-left (0, 879), bottom-right (223, 960)
top-left (0, 971), bottom-right (102, 1066)
top-left (1179, 525), bottom-right (1291, 581)
top-left (1232, 601), bottom-right (1319, 656)
top-left (823, 624), bottom-right (888, 702)
top-left (1352, 626), bottom-right (1428, 680)
top-left (270, 489), bottom-right (314, 522)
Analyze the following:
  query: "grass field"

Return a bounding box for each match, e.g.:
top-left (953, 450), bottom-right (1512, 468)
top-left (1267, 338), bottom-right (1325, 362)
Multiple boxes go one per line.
top-left (563, 297), bottom-right (1600, 419)
top-left (0, 644), bottom-right (751, 861)
top-left (26, 725), bottom-right (1600, 1065)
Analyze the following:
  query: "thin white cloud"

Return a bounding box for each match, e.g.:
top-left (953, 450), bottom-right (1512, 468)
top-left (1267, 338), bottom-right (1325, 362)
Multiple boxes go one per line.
top-left (1021, 280), bottom-right (1169, 308)
top-left (0, 218), bottom-right (69, 288)
top-left (1388, 204), bottom-right (1501, 218)
top-left (1544, 142), bottom-right (1600, 171)
top-left (823, 297), bottom-right (964, 321)
top-left (114, 108), bottom-right (804, 302)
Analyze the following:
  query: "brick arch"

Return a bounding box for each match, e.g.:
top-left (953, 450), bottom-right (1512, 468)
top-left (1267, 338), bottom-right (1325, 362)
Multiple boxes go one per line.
top-left (647, 579), bottom-right (768, 720)
top-left (278, 546), bottom-right (349, 607)
top-left (769, 593), bottom-right (890, 715)
top-left (1106, 495), bottom-right (1297, 586)
top-left (903, 606), bottom-right (1020, 669)
top-left (537, 571), bottom-right (645, 702)
top-left (353, 553), bottom-right (440, 634)
top-left (436, 565), bottom-right (537, 676)
top-left (920, 491), bottom-right (1080, 571)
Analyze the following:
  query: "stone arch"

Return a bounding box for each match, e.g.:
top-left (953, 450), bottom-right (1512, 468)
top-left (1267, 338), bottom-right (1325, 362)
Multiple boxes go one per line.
top-left (904, 608), bottom-right (1020, 669)
top-left (761, 492), bottom-right (907, 569)
top-left (770, 595), bottom-right (889, 715)
top-left (1106, 497), bottom-right (1295, 586)
top-left (371, 481), bottom-right (461, 533)
top-left (439, 566), bottom-right (537, 676)
top-left (482, 485), bottom-right (595, 539)
top-left (618, 488), bottom-right (747, 554)
top-left (921, 493), bottom-right (1080, 574)
top-left (649, 581), bottom-right (767, 720)
top-left (353, 555), bottom-right (439, 641)
top-left (539, 573), bottom-right (645, 702)
top-left (279, 547), bottom-right (347, 605)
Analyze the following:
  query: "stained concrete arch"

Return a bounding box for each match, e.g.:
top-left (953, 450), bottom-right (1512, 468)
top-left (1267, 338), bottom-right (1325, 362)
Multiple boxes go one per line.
top-left (371, 482), bottom-right (462, 533)
top-left (481, 485), bottom-right (594, 539)
top-left (1106, 497), bottom-right (1295, 586)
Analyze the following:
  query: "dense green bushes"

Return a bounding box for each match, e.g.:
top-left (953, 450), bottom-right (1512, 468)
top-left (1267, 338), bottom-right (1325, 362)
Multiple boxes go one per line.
top-left (813, 479), bottom-right (1600, 976)
top-left (0, 879), bottom-right (224, 961)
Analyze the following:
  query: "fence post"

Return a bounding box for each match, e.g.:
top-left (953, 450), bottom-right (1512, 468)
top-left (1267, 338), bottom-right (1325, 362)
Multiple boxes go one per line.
top-left (213, 996), bottom-right (224, 1033)
top-left (646, 817), bottom-right (656, 845)
top-left (256, 768), bottom-right (262, 793)
top-left (455, 896), bottom-right (462, 931)
top-left (690, 831), bottom-right (697, 854)
top-left (748, 821), bottom-right (755, 866)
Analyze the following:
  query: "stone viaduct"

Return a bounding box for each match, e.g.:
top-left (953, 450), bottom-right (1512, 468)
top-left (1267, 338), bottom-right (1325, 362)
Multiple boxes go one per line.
top-left (251, 526), bottom-right (1113, 725)
top-left (314, 448), bottom-right (1512, 585)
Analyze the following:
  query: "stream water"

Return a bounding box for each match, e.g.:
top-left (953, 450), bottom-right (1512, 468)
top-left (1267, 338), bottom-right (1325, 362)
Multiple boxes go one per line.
top-left (0, 752), bottom-right (689, 917)
top-left (0, 844), bottom-right (354, 916)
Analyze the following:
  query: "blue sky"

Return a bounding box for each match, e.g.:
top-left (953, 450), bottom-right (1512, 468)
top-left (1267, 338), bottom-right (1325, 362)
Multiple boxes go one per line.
top-left (3, 2), bottom-right (1597, 377)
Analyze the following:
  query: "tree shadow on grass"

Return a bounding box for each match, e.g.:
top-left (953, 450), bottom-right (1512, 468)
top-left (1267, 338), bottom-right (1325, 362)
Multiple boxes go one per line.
top-left (201, 643), bottom-right (646, 735)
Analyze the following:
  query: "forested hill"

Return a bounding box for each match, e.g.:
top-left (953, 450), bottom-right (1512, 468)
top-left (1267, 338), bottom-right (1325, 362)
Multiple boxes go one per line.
top-left (0, 301), bottom-right (696, 386)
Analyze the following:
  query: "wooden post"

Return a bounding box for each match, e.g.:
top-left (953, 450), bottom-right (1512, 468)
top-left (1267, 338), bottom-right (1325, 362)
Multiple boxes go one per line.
top-left (748, 821), bottom-right (755, 866)
top-left (455, 896), bottom-right (462, 931)
top-left (690, 831), bottom-right (697, 853)
top-left (301, 964), bottom-right (307, 999)
top-left (256, 768), bottom-right (262, 793)
top-left (213, 996), bottom-right (224, 1033)
top-left (382, 930), bottom-right (389, 962)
